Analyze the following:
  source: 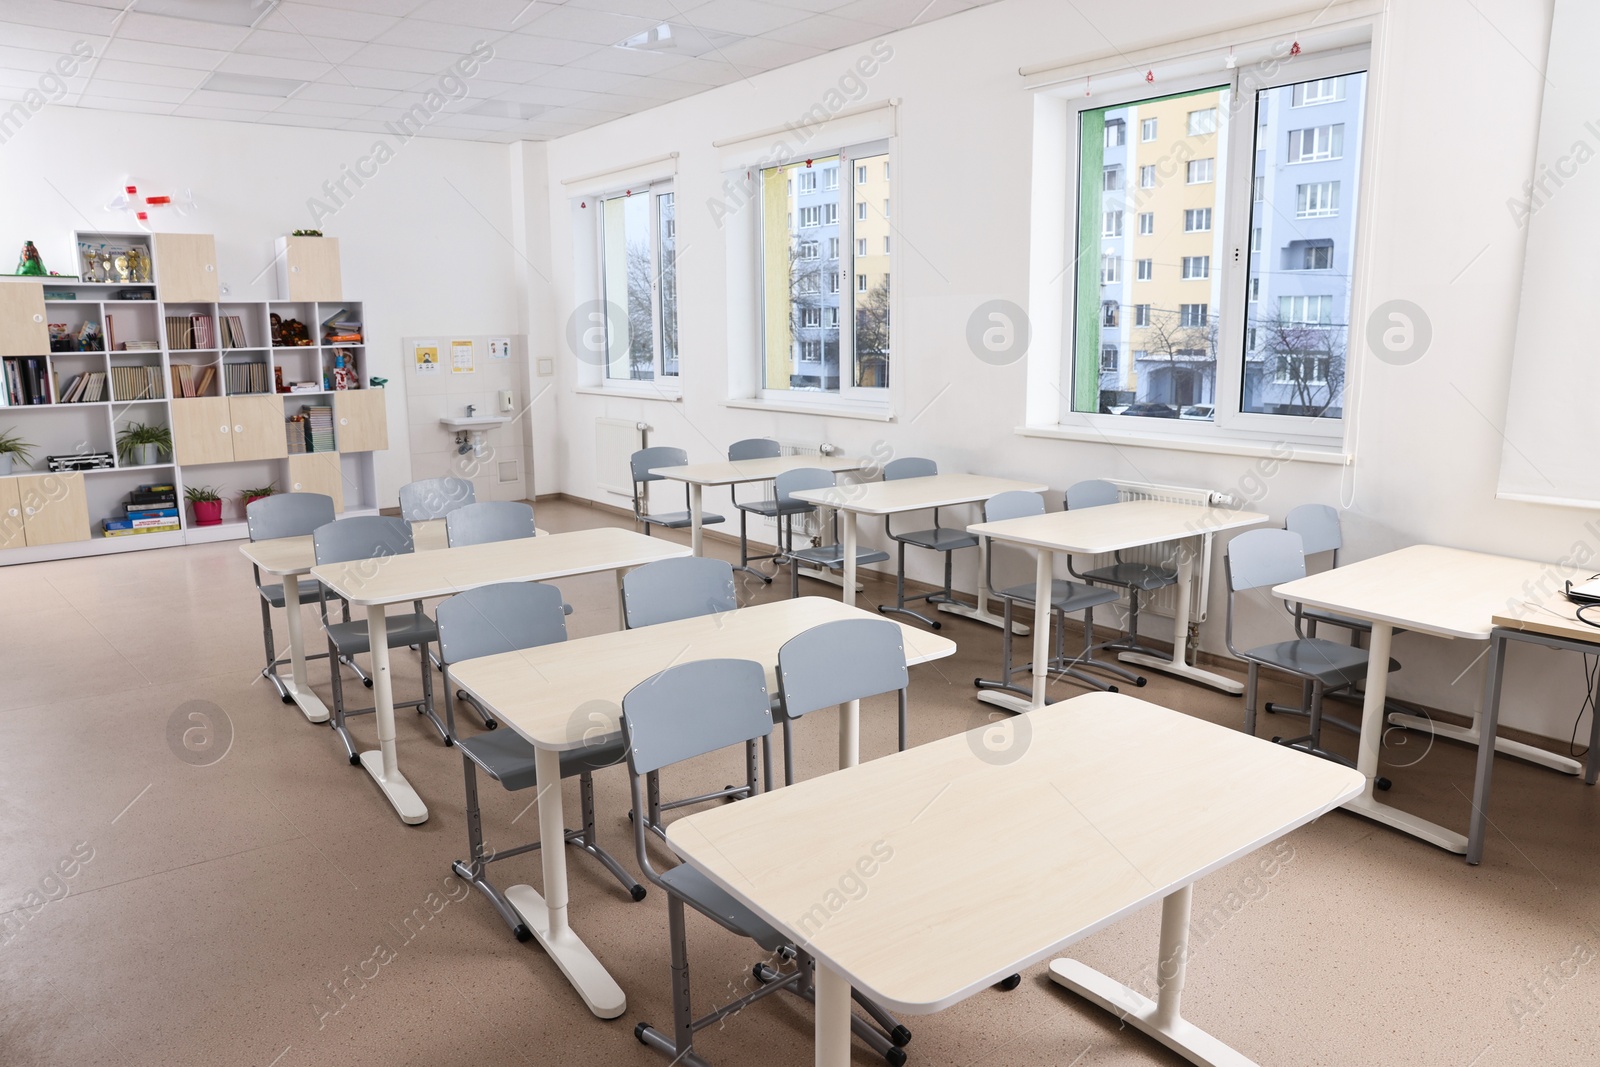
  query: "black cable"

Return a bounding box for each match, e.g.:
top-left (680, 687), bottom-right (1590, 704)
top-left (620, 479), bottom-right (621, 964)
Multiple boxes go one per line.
top-left (1575, 602), bottom-right (1600, 629)
top-left (1571, 654), bottom-right (1596, 758)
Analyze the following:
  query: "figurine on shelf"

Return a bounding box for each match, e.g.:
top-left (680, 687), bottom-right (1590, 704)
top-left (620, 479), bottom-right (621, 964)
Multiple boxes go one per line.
top-left (332, 351), bottom-right (357, 391)
top-left (15, 241), bottom-right (46, 276)
top-left (125, 247), bottom-right (149, 283)
top-left (369, 376), bottom-right (387, 388)
top-left (270, 313), bottom-right (283, 347)
top-left (275, 365), bottom-right (287, 394)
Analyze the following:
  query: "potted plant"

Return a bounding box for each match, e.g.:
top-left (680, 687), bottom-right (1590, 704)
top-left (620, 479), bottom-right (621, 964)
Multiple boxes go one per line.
top-left (185, 484), bottom-right (223, 526)
top-left (0, 429), bottom-right (33, 477)
top-left (116, 421), bottom-right (172, 467)
top-left (239, 483), bottom-right (278, 510)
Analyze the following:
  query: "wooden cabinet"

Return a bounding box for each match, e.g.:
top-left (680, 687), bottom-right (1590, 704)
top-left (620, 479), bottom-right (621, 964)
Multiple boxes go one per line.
top-left (228, 395), bottom-right (288, 462)
top-left (170, 396), bottom-right (234, 465)
top-left (0, 477), bottom-right (24, 550)
top-left (0, 281), bottom-right (48, 356)
top-left (288, 452), bottom-right (343, 512)
top-left (16, 472), bottom-right (89, 546)
top-left (333, 389), bottom-right (387, 453)
top-left (276, 236), bottom-right (342, 301)
top-left (153, 233), bottom-right (219, 302)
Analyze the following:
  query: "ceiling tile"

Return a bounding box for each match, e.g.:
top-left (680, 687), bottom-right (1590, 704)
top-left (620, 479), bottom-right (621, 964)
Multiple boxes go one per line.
top-left (406, 0), bottom-right (554, 31)
top-left (257, 1), bottom-right (401, 41)
top-left (294, 79), bottom-right (403, 104)
top-left (681, 0), bottom-right (808, 37)
top-left (72, 78), bottom-right (192, 104)
top-left (764, 13), bottom-right (886, 51)
top-left (491, 33), bottom-right (600, 66)
top-left (172, 103), bottom-right (280, 121)
top-left (85, 58), bottom-right (210, 88)
top-left (565, 41), bottom-right (701, 75)
top-left (335, 64), bottom-right (428, 90)
top-left (99, 38), bottom-right (230, 70)
top-left (116, 12), bottom-right (252, 50)
top-left (75, 96), bottom-right (180, 117)
top-left (341, 41), bottom-right (466, 72)
top-left (184, 88), bottom-right (293, 111)
top-left (660, 56), bottom-right (746, 86)
top-left (828, 0), bottom-right (963, 28)
top-left (270, 97), bottom-right (375, 117)
top-left (519, 6), bottom-right (656, 45)
top-left (486, 83), bottom-right (589, 107)
top-left (0, 21), bottom-right (110, 55)
top-left (0, 0), bottom-right (125, 35)
top-left (715, 36), bottom-right (822, 68)
top-left (562, 0), bottom-right (711, 18)
top-left (215, 52), bottom-right (333, 81)
top-left (0, 42), bottom-right (75, 73)
top-left (533, 66), bottom-right (635, 93)
top-left (375, 17), bottom-right (499, 52)
top-left (234, 29), bottom-right (365, 64)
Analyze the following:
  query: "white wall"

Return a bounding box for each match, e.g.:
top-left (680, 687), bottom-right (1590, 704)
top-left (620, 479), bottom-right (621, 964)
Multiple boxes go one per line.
top-left (526, 0), bottom-right (1599, 742)
top-left (0, 104), bottom-right (524, 504)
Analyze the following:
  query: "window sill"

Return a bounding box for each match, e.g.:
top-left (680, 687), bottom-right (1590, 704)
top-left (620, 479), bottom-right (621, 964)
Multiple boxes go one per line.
top-left (574, 383), bottom-right (681, 403)
top-left (723, 397), bottom-right (896, 423)
top-left (1016, 423), bottom-right (1351, 465)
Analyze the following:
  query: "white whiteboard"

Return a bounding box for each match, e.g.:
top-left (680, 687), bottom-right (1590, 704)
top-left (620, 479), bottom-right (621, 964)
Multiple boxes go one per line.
top-left (1499, 0), bottom-right (1600, 508)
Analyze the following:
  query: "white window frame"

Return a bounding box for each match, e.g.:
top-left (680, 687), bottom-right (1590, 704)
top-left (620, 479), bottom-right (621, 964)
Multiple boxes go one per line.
top-left (1138, 212), bottom-right (1154, 235)
top-left (592, 178), bottom-right (679, 390)
top-left (1181, 255), bottom-right (1210, 280)
top-left (1135, 258), bottom-right (1153, 281)
top-left (1185, 158), bottom-right (1214, 184)
top-left (1183, 207), bottom-right (1212, 232)
top-left (1103, 210), bottom-right (1124, 237)
top-left (1296, 180), bottom-right (1340, 218)
top-left (1139, 165), bottom-right (1156, 189)
top-left (1287, 123), bottom-right (1344, 163)
top-left (1140, 117), bottom-right (1157, 141)
top-left (1100, 344), bottom-right (1119, 371)
top-left (1186, 107), bottom-right (1218, 136)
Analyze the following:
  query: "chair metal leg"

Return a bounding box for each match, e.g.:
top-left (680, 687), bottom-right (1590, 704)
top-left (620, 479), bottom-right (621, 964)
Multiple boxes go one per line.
top-left (975, 597), bottom-right (1039, 700)
top-left (734, 510), bottom-right (774, 583)
top-left (1271, 681), bottom-right (1356, 769)
top-left (451, 759), bottom-right (533, 940)
top-left (259, 595), bottom-right (291, 703)
top-left (415, 638), bottom-right (451, 746)
top-left (877, 541), bottom-right (942, 629)
top-left (574, 771), bottom-right (646, 901)
top-left (1068, 607), bottom-right (1146, 686)
top-left (1244, 663), bottom-right (1260, 736)
top-left (782, 717), bottom-right (796, 787)
top-left (326, 636), bottom-right (360, 766)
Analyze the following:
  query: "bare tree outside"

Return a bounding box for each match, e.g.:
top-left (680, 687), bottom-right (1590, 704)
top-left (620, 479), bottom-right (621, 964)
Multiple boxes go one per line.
top-left (1251, 309), bottom-right (1345, 417)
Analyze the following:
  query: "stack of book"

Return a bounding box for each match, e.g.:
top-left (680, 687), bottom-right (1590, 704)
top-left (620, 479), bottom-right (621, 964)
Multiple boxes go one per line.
top-left (58, 371), bottom-right (107, 403)
top-left (321, 308), bottom-right (362, 344)
top-left (103, 483), bottom-right (180, 537)
top-left (303, 404), bottom-right (335, 452)
top-left (110, 365), bottom-right (165, 401)
top-left (285, 413), bottom-right (308, 454)
top-left (169, 364), bottom-right (217, 398)
top-left (47, 452), bottom-right (115, 472)
top-left (2, 357), bottom-right (52, 405)
top-left (224, 362), bottom-right (269, 394)
top-left (165, 314), bottom-right (216, 350)
top-left (122, 340), bottom-right (159, 351)
top-left (220, 315), bottom-right (249, 349)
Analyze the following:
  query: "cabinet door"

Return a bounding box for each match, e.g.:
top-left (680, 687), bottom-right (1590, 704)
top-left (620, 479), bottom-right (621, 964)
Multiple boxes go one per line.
top-left (333, 389), bottom-right (387, 453)
top-left (280, 237), bottom-right (342, 301)
top-left (170, 396), bottom-right (234, 465)
top-left (153, 234), bottom-right (220, 302)
top-left (0, 282), bottom-right (48, 356)
top-left (0, 477), bottom-right (24, 551)
top-left (229, 395), bottom-right (289, 462)
top-left (19, 472), bottom-right (89, 547)
top-left (287, 452), bottom-right (343, 512)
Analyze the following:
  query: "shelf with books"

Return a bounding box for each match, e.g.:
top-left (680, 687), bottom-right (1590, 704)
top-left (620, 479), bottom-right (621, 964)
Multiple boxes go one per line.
top-left (103, 303), bottom-right (159, 352)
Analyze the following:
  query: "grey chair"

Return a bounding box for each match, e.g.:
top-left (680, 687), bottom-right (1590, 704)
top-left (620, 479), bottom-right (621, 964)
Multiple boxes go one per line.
top-left (1224, 528), bottom-right (1398, 785)
top-left (621, 558), bottom-right (763, 827)
top-left (773, 467), bottom-right (890, 599)
top-left (398, 476), bottom-right (475, 522)
top-left (622, 659), bottom-right (906, 1067)
top-left (1064, 479), bottom-right (1178, 657)
top-left (437, 582), bottom-right (644, 942)
top-left (630, 446), bottom-right (726, 537)
top-left (877, 457), bottom-right (978, 630)
top-left (726, 438), bottom-right (801, 582)
top-left (444, 500), bottom-right (535, 547)
top-left (246, 492), bottom-right (370, 699)
top-left (973, 491), bottom-right (1138, 701)
top-left (775, 618), bottom-right (909, 782)
top-left (312, 516), bottom-right (441, 761)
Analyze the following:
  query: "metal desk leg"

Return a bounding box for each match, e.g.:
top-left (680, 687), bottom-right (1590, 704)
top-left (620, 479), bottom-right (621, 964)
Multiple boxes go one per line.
top-left (689, 483), bottom-right (704, 557)
top-left (356, 605), bottom-right (428, 825)
top-left (1118, 536), bottom-right (1244, 694)
top-left (840, 699), bottom-right (860, 769)
top-left (279, 573), bottom-right (328, 723)
top-left (936, 535), bottom-right (1029, 635)
top-left (840, 511), bottom-right (858, 608)
top-left (814, 960), bottom-right (853, 1067)
top-left (978, 548), bottom-right (1053, 715)
top-left (1587, 661), bottom-right (1600, 786)
top-left (1467, 631), bottom-right (1508, 865)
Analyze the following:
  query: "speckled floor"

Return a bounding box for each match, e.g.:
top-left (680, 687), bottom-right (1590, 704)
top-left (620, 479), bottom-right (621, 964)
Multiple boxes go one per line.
top-left (3, 499), bottom-right (1599, 1067)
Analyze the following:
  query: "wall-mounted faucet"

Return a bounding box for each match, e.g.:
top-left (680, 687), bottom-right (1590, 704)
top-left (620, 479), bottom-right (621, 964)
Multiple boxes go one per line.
top-left (466, 403), bottom-right (478, 417)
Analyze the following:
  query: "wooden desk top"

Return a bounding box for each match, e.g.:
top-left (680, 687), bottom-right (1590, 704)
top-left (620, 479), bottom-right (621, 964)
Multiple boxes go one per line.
top-left (448, 597), bottom-right (956, 751)
top-left (791, 473), bottom-right (1050, 516)
top-left (968, 499), bottom-right (1268, 554)
top-left (667, 692), bottom-right (1362, 1014)
top-left (311, 526), bottom-right (687, 606)
top-left (240, 520), bottom-right (539, 576)
top-left (1493, 590), bottom-right (1600, 646)
top-left (649, 454), bottom-right (866, 487)
top-left (1274, 544), bottom-right (1570, 641)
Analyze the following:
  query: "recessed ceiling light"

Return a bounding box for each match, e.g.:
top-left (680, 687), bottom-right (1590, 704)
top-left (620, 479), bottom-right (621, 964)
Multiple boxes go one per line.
top-left (465, 100), bottom-right (548, 120)
top-left (616, 22), bottom-right (741, 58)
top-left (200, 72), bottom-right (305, 97)
top-left (136, 0), bottom-right (280, 28)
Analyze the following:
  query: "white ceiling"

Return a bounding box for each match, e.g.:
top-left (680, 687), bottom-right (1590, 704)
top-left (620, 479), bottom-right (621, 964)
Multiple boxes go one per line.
top-left (0, 0), bottom-right (997, 142)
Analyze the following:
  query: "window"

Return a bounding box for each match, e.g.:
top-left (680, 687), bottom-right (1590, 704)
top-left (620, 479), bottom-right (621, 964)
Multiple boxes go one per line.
top-left (1246, 327), bottom-right (1257, 350)
top-left (599, 185), bottom-right (678, 381)
top-left (1138, 212), bottom-right (1153, 235)
top-left (1249, 276), bottom-right (1260, 302)
top-left (1300, 243), bottom-right (1333, 270)
top-left (1183, 208), bottom-right (1211, 232)
top-left (1185, 158), bottom-right (1214, 184)
top-left (882, 198), bottom-right (890, 218)
top-left (758, 145), bottom-right (891, 393)
top-left (1287, 124), bottom-right (1343, 163)
top-left (1292, 77), bottom-right (1345, 106)
top-left (1250, 227), bottom-right (1260, 253)
top-left (1101, 254), bottom-right (1121, 284)
top-left (1296, 181), bottom-right (1340, 217)
top-left (1140, 117), bottom-right (1157, 141)
top-left (1279, 295), bottom-right (1333, 324)
top-left (1135, 258), bottom-right (1153, 281)
top-left (883, 162), bottom-right (889, 179)
top-left (1253, 175), bottom-right (1264, 201)
top-left (1180, 303), bottom-right (1207, 327)
top-left (1103, 166), bottom-right (1122, 191)
top-left (1274, 355), bottom-right (1330, 384)
top-left (1134, 303), bottom-right (1151, 327)
top-left (1187, 108), bottom-right (1217, 136)
top-left (1139, 165), bottom-right (1155, 189)
top-left (1181, 256), bottom-right (1210, 280)
top-left (1102, 301), bottom-right (1118, 327)
top-left (1105, 119), bottom-right (1125, 147)
top-left (1100, 344), bottom-right (1119, 370)
top-left (1103, 210), bottom-right (1123, 237)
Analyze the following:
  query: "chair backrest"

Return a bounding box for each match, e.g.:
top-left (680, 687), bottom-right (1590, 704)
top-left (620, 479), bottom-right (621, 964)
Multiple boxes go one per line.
top-left (1225, 529), bottom-right (1307, 592)
top-left (435, 581), bottom-right (566, 666)
top-left (777, 619), bottom-right (908, 720)
top-left (1065, 479), bottom-right (1120, 510)
top-left (728, 438), bottom-right (781, 461)
top-left (622, 557), bottom-right (737, 628)
top-left (247, 492), bottom-right (334, 542)
top-left (883, 456), bottom-right (936, 481)
top-left (621, 659), bottom-right (773, 776)
top-left (984, 490), bottom-right (1045, 524)
top-left (446, 501), bottom-right (536, 548)
top-left (312, 515), bottom-right (414, 566)
top-left (398, 476), bottom-right (474, 521)
top-left (630, 446), bottom-right (687, 485)
top-left (1285, 503), bottom-right (1342, 558)
top-left (774, 466), bottom-right (835, 505)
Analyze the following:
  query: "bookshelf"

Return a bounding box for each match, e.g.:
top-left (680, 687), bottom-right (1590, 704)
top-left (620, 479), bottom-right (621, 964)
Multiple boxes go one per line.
top-left (0, 230), bottom-right (389, 564)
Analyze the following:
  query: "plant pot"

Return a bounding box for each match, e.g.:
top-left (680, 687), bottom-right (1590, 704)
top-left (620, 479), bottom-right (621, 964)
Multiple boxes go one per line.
top-left (192, 500), bottom-right (223, 526)
top-left (243, 494), bottom-right (270, 512)
top-left (0, 453), bottom-right (11, 477)
top-left (133, 443), bottom-right (159, 467)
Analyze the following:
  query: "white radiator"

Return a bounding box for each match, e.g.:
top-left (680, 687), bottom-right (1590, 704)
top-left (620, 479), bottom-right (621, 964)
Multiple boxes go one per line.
top-left (1096, 479), bottom-right (1225, 624)
top-left (596, 418), bottom-right (648, 499)
top-left (756, 441), bottom-right (830, 542)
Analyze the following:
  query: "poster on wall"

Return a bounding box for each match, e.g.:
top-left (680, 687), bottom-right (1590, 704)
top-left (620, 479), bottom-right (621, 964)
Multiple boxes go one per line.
top-left (489, 337), bottom-right (511, 359)
top-left (451, 339), bottom-right (475, 374)
top-left (414, 340), bottom-right (440, 375)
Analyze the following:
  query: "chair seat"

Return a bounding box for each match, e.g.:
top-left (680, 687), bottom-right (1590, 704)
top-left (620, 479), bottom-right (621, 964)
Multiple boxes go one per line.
top-left (659, 864), bottom-right (789, 952)
top-left (995, 578), bottom-right (1120, 614)
top-left (258, 579), bottom-right (325, 608)
top-left (1084, 561), bottom-right (1177, 590)
top-left (457, 729), bottom-right (627, 791)
top-left (892, 527), bottom-right (979, 552)
top-left (1240, 638), bottom-right (1396, 690)
top-left (790, 544), bottom-right (891, 570)
top-left (639, 510), bottom-right (727, 529)
top-left (736, 498), bottom-right (814, 518)
top-left (325, 612), bottom-right (439, 655)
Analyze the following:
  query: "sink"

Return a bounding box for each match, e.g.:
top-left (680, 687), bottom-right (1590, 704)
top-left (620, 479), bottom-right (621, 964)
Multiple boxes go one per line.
top-left (439, 415), bottom-right (509, 430)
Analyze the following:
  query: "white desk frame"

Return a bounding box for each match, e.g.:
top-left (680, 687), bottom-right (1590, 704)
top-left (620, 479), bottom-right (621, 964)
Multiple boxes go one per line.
top-left (647, 453), bottom-right (866, 559)
top-left (968, 501), bottom-right (1268, 707)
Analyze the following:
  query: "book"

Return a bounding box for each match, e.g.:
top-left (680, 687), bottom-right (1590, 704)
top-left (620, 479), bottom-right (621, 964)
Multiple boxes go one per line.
top-left (103, 516), bottom-right (182, 531)
top-left (125, 505), bottom-right (179, 518)
top-left (102, 523), bottom-right (180, 537)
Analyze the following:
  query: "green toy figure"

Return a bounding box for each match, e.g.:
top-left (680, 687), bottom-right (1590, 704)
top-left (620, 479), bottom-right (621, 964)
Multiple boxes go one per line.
top-left (15, 241), bottom-right (45, 276)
